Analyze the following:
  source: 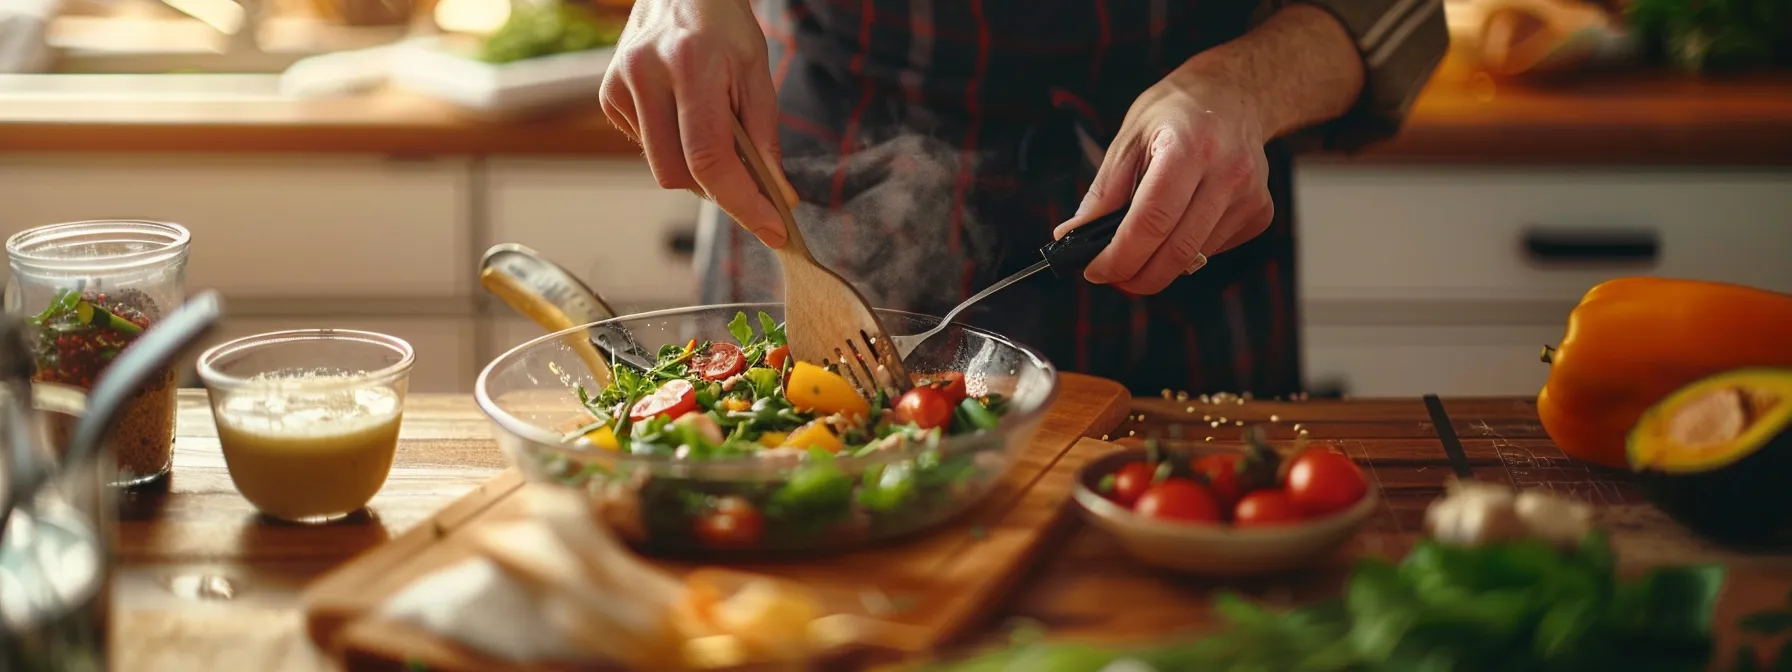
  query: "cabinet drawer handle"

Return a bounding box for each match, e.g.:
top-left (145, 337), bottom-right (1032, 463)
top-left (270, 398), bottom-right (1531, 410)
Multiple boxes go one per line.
top-left (1521, 227), bottom-right (1659, 264)
top-left (667, 228), bottom-right (697, 256)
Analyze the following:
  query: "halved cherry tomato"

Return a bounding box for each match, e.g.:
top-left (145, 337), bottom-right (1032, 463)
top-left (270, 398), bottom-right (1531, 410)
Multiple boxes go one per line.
top-left (694, 496), bottom-right (764, 548)
top-left (917, 372), bottom-right (968, 406)
top-left (892, 387), bottom-right (953, 430)
top-left (695, 342), bottom-right (747, 381)
top-left (629, 379), bottom-right (697, 421)
top-left (1234, 490), bottom-right (1304, 526)
top-left (1108, 461), bottom-right (1156, 507)
top-left (765, 345), bottom-right (790, 371)
top-left (1284, 448), bottom-right (1369, 517)
top-left (1191, 453), bottom-right (1245, 512)
top-left (1133, 478), bottom-right (1222, 523)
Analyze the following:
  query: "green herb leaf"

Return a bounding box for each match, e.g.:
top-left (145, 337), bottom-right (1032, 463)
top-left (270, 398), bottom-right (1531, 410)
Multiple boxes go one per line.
top-left (727, 311), bottom-right (754, 345)
top-left (758, 311), bottom-right (787, 346)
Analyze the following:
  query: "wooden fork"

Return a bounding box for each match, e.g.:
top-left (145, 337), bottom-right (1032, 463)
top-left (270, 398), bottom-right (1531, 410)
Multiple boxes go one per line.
top-left (729, 119), bottom-right (912, 401)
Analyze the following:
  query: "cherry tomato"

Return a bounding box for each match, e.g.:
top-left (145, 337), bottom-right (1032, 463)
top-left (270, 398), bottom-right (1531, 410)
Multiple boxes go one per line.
top-left (1233, 490), bottom-right (1304, 526)
top-left (1284, 448), bottom-right (1369, 517)
top-left (629, 379), bottom-right (697, 421)
top-left (694, 496), bottom-right (765, 548)
top-left (1108, 461), bottom-right (1157, 507)
top-left (892, 386), bottom-right (954, 430)
top-left (695, 342), bottom-right (747, 381)
top-left (1133, 478), bottom-right (1222, 523)
top-left (1191, 453), bottom-right (1245, 511)
top-left (917, 372), bottom-right (969, 406)
top-left (765, 345), bottom-right (790, 371)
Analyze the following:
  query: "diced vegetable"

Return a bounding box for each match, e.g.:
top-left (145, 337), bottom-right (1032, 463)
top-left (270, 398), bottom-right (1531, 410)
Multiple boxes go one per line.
top-left (785, 362), bottom-right (869, 419)
top-left (781, 420), bottom-right (844, 454)
top-left (584, 425), bottom-right (621, 451)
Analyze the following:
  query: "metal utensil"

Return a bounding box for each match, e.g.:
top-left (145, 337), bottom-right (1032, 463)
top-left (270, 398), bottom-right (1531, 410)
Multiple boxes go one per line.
top-left (730, 119), bottom-right (912, 400)
top-left (889, 203), bottom-right (1132, 361)
top-left (478, 244), bottom-right (657, 383)
top-left (0, 289), bottom-right (222, 547)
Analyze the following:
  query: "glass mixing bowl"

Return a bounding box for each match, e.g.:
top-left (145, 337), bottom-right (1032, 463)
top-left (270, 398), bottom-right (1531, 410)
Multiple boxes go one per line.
top-left (474, 303), bottom-right (1058, 555)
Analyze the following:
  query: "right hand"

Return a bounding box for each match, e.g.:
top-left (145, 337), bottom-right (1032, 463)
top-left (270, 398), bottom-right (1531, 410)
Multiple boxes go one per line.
top-left (600, 0), bottom-right (798, 248)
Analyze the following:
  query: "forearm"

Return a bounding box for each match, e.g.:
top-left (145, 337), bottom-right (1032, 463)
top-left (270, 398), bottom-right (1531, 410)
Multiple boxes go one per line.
top-left (1178, 4), bottom-right (1365, 141)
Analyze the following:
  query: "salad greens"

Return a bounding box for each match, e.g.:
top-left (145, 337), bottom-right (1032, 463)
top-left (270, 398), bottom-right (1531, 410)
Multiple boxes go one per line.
top-left (921, 530), bottom-right (1728, 672)
top-left (547, 310), bottom-right (1013, 552)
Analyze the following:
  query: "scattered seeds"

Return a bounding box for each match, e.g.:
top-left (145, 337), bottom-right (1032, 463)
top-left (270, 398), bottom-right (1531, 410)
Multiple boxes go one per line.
top-left (1210, 421), bottom-right (1220, 428)
top-left (1205, 436), bottom-right (1214, 442)
top-left (1101, 434), bottom-right (1109, 440)
top-left (1293, 423), bottom-right (1303, 431)
top-left (1270, 414), bottom-right (1280, 422)
top-left (1185, 406), bottom-right (1196, 413)
top-left (1235, 420), bottom-right (1244, 426)
top-left (1299, 429), bottom-right (1311, 437)
top-left (1176, 391), bottom-right (1189, 401)
top-left (1161, 389), bottom-right (1173, 399)
top-left (1218, 417), bottom-right (1229, 423)
top-left (1203, 415), bottom-right (1212, 421)
top-left (1127, 430), bottom-right (1136, 436)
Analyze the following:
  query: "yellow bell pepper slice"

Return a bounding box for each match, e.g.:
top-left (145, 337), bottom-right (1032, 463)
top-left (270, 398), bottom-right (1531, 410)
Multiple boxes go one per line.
top-left (583, 425), bottom-right (621, 451)
top-left (780, 420), bottom-right (844, 454)
top-left (784, 361), bottom-right (870, 419)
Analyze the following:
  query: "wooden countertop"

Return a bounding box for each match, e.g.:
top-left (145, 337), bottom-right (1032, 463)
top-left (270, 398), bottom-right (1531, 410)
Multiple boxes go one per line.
top-left (105, 389), bottom-right (1790, 670)
top-left (2, 52), bottom-right (1791, 165)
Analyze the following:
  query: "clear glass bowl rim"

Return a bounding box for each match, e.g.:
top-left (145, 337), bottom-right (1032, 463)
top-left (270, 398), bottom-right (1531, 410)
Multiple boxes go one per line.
top-left (474, 301), bottom-right (1061, 470)
top-left (197, 328), bottom-right (417, 391)
top-left (5, 219), bottom-right (192, 273)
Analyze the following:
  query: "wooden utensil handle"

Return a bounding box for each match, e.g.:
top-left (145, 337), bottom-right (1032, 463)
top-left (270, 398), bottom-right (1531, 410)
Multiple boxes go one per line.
top-left (729, 119), bottom-right (814, 261)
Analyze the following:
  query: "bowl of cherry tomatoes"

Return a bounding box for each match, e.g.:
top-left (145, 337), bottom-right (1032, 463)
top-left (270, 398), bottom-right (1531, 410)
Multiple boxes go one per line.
top-left (1071, 430), bottom-right (1377, 577)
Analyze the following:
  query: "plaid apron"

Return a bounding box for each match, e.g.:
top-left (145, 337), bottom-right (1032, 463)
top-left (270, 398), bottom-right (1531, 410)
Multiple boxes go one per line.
top-left (696, 0), bottom-right (1302, 397)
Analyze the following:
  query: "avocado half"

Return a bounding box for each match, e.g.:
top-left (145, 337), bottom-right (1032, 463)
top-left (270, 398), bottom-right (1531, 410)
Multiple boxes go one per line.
top-left (1627, 368), bottom-right (1792, 547)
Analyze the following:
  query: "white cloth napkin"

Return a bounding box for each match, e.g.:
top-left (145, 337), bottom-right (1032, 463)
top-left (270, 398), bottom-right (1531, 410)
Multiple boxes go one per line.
top-left (0, 0), bottom-right (54, 74)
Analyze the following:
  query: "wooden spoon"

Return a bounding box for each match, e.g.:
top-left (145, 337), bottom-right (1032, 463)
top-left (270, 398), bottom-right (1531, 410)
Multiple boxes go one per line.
top-left (728, 119), bottom-right (912, 400)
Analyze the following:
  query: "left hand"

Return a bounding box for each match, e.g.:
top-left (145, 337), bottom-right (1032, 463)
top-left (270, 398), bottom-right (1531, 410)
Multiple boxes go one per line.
top-left (1054, 66), bottom-right (1275, 295)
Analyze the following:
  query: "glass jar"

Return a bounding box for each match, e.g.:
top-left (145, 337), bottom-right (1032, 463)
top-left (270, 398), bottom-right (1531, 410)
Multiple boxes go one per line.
top-left (5, 220), bottom-right (191, 487)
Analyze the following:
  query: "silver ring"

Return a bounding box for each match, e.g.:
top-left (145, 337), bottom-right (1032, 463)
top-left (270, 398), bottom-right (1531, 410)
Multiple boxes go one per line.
top-left (1183, 252), bottom-right (1209, 275)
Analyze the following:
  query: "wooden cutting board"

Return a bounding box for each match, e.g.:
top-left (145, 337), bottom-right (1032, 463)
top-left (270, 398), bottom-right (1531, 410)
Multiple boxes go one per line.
top-left (301, 372), bottom-right (1132, 671)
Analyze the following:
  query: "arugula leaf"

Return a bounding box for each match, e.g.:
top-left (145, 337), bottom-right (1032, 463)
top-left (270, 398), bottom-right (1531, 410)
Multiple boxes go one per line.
top-left (744, 367), bottom-right (781, 398)
top-left (758, 311), bottom-right (787, 345)
top-left (727, 311), bottom-right (754, 345)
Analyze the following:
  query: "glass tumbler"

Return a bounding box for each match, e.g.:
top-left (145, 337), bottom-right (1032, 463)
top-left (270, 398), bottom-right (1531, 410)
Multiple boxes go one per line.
top-left (5, 220), bottom-right (191, 487)
top-left (1, 383), bottom-right (116, 672)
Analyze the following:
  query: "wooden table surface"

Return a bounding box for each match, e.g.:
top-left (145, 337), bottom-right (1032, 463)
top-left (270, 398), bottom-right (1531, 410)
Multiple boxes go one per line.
top-left (113, 389), bottom-right (1792, 670)
top-left (4, 52), bottom-right (1791, 165)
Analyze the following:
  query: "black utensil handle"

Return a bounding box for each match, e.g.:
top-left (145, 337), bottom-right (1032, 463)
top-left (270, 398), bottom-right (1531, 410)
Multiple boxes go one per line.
top-left (1040, 203), bottom-right (1130, 278)
top-left (1522, 227), bottom-right (1660, 264)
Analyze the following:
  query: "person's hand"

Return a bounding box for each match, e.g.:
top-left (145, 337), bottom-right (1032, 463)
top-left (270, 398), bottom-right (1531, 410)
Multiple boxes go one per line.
top-left (600, 0), bottom-right (798, 247)
top-left (1053, 66), bottom-right (1274, 295)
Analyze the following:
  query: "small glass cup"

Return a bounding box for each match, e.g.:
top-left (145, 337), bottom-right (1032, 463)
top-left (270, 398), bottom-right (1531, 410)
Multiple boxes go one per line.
top-left (195, 329), bottom-right (414, 525)
top-left (5, 220), bottom-right (190, 487)
top-left (2, 383), bottom-right (115, 672)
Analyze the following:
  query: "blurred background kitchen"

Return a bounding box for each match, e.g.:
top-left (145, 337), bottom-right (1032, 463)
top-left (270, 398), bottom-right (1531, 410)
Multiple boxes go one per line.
top-left (0, 0), bottom-right (1788, 397)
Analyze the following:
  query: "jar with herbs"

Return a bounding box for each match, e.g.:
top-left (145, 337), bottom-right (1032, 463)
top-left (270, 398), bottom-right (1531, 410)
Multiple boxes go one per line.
top-left (5, 220), bottom-right (191, 487)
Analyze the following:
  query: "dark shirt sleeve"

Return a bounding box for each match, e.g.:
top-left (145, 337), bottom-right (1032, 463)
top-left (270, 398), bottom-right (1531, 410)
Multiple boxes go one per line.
top-left (1259, 0), bottom-right (1452, 154)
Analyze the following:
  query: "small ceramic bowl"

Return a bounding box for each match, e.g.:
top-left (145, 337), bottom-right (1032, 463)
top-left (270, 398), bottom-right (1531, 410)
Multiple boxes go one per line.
top-left (1072, 447), bottom-right (1378, 577)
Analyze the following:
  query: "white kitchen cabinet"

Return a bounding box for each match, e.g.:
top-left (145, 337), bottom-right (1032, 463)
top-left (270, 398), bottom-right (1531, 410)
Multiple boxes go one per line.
top-left (0, 153), bottom-right (473, 300)
top-left (485, 158), bottom-right (704, 308)
top-left (183, 316), bottom-right (478, 394)
top-left (1294, 166), bottom-right (1792, 303)
top-left (1293, 164), bottom-right (1792, 398)
top-left (1302, 323), bottom-right (1562, 398)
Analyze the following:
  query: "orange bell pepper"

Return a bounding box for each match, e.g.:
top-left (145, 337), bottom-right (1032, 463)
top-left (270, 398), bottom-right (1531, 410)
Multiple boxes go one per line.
top-left (1538, 277), bottom-right (1792, 469)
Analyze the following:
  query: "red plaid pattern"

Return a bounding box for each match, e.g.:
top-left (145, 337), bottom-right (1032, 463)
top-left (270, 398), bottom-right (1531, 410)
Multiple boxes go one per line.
top-left (696, 0), bottom-right (1447, 396)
